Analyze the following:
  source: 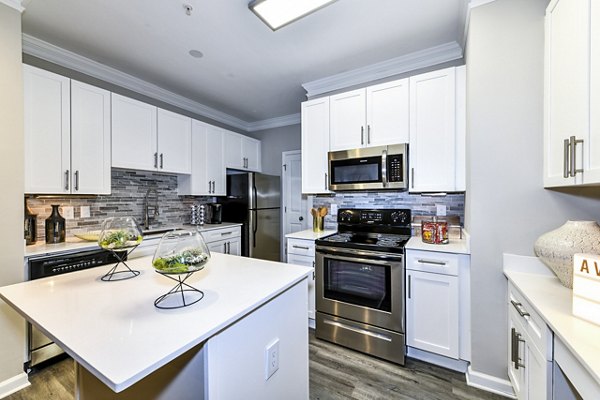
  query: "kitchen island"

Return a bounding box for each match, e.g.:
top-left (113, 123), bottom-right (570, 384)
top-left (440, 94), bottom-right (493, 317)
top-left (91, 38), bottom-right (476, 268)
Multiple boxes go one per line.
top-left (0, 253), bottom-right (311, 399)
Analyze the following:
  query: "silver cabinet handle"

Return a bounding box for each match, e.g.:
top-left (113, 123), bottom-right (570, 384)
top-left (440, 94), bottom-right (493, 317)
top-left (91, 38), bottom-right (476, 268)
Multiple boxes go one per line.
top-left (570, 136), bottom-right (584, 177)
top-left (312, 261), bottom-right (315, 268)
top-left (564, 139), bottom-right (571, 178)
top-left (510, 328), bottom-right (525, 370)
top-left (74, 170), bottom-right (79, 191)
top-left (213, 181), bottom-right (216, 193)
top-left (154, 152), bottom-right (158, 169)
top-left (325, 173), bottom-right (328, 190)
top-left (361, 126), bottom-right (364, 145)
top-left (221, 231), bottom-right (233, 236)
top-left (208, 181), bottom-right (212, 194)
top-left (407, 274), bottom-right (412, 299)
top-left (292, 245), bottom-right (309, 250)
top-left (65, 170), bottom-right (70, 191)
top-left (367, 125), bottom-right (371, 144)
top-left (224, 243), bottom-right (227, 253)
top-left (160, 153), bottom-right (164, 169)
top-left (510, 300), bottom-right (530, 317)
top-left (411, 168), bottom-right (414, 189)
top-left (417, 259), bottom-right (446, 266)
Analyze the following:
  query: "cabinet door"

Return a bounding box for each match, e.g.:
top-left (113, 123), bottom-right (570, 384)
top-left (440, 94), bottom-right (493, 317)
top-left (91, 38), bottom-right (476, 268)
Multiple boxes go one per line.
top-left (242, 136), bottom-right (261, 172)
top-left (224, 131), bottom-right (243, 169)
top-left (111, 93), bottom-right (157, 171)
top-left (287, 253), bottom-right (315, 319)
top-left (157, 108), bottom-right (191, 174)
top-left (227, 238), bottom-right (241, 256)
top-left (207, 239), bottom-right (227, 254)
top-left (406, 270), bottom-right (459, 359)
top-left (179, 121), bottom-right (209, 195)
top-left (508, 311), bottom-right (527, 400)
top-left (207, 125), bottom-right (226, 196)
top-left (409, 67), bottom-right (457, 192)
top-left (70, 81), bottom-right (111, 194)
top-left (586, 1), bottom-right (600, 184)
top-left (544, 0), bottom-right (589, 186)
top-left (301, 98), bottom-right (331, 194)
top-left (24, 65), bottom-right (71, 194)
top-left (329, 89), bottom-right (366, 151)
top-left (366, 79), bottom-right (409, 146)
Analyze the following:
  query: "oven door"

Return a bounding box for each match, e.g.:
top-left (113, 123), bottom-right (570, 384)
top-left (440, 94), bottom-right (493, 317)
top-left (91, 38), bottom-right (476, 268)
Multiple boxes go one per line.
top-left (328, 147), bottom-right (384, 191)
top-left (315, 246), bottom-right (404, 333)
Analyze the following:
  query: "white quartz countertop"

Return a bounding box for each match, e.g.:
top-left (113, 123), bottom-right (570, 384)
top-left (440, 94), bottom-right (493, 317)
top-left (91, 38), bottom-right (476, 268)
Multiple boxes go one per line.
top-left (0, 253), bottom-right (310, 392)
top-left (405, 232), bottom-right (470, 255)
top-left (25, 222), bottom-right (242, 258)
top-left (504, 254), bottom-right (600, 387)
top-left (285, 229), bottom-right (336, 241)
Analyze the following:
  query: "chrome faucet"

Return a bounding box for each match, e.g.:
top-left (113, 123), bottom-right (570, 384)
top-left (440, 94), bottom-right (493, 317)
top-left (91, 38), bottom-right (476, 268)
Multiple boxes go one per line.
top-left (144, 188), bottom-right (159, 230)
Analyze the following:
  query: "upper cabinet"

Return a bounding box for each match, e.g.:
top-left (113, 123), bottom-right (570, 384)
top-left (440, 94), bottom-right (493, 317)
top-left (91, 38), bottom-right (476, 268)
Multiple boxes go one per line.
top-left (301, 97), bottom-right (331, 194)
top-left (409, 66), bottom-right (465, 193)
top-left (24, 65), bottom-right (111, 194)
top-left (544, 0), bottom-right (600, 187)
top-left (329, 79), bottom-right (409, 151)
top-left (178, 121), bottom-right (226, 196)
top-left (223, 131), bottom-right (262, 172)
top-left (112, 95), bottom-right (191, 174)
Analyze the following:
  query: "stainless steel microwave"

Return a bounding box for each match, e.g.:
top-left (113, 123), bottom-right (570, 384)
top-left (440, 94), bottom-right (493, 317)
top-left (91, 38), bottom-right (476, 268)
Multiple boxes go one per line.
top-left (328, 144), bottom-right (408, 191)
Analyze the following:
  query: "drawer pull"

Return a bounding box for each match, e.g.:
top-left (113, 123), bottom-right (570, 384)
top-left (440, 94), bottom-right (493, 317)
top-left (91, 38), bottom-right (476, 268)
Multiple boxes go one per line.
top-left (510, 300), bottom-right (530, 317)
top-left (417, 259), bottom-right (446, 266)
top-left (221, 231), bottom-right (233, 236)
top-left (292, 245), bottom-right (310, 250)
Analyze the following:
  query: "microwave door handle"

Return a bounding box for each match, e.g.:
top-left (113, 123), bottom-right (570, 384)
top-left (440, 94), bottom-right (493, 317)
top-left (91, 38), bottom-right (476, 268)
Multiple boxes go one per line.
top-left (382, 150), bottom-right (388, 187)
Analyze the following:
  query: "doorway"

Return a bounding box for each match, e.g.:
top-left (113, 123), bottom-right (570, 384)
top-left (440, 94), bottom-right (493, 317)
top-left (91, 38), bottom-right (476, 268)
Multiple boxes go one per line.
top-left (282, 150), bottom-right (309, 261)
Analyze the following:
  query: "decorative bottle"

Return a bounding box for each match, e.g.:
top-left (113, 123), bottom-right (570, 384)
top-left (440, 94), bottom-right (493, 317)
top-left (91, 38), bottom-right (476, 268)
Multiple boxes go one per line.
top-left (45, 205), bottom-right (66, 244)
top-left (24, 198), bottom-right (37, 245)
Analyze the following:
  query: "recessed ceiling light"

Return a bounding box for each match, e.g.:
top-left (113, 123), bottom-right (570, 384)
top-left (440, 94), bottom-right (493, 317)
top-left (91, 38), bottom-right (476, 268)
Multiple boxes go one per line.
top-left (249, 0), bottom-right (338, 31)
top-left (189, 50), bottom-right (204, 58)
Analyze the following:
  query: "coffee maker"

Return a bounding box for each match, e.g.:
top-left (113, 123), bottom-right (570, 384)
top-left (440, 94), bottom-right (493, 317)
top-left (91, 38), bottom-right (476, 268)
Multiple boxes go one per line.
top-left (206, 203), bottom-right (222, 224)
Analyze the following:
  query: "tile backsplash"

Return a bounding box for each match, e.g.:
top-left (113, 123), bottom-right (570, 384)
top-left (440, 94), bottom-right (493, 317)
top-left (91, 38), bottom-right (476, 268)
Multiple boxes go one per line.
top-left (312, 191), bottom-right (465, 230)
top-left (27, 169), bottom-right (214, 241)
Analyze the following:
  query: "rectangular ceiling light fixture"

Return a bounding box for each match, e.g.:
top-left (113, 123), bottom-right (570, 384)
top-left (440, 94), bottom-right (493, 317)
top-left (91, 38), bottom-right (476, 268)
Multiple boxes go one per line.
top-left (249, 0), bottom-right (338, 31)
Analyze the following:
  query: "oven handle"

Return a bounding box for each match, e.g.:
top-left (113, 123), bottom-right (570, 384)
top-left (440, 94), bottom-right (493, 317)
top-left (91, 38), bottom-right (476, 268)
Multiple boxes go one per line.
top-left (323, 319), bottom-right (393, 342)
top-left (316, 246), bottom-right (404, 263)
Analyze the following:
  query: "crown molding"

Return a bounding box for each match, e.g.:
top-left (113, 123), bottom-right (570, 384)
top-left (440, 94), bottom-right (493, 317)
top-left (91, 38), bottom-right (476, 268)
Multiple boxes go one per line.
top-left (246, 113), bottom-right (300, 132)
top-left (302, 41), bottom-right (463, 98)
top-left (0, 0), bottom-right (25, 12)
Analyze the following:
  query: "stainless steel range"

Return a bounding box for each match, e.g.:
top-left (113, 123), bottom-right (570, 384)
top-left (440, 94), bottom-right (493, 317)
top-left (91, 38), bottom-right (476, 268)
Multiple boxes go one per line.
top-left (315, 208), bottom-right (411, 365)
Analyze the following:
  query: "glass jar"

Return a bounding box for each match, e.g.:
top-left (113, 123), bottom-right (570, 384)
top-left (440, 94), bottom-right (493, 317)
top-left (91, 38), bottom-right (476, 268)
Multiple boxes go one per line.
top-left (153, 230), bottom-right (211, 274)
top-left (98, 217), bottom-right (143, 250)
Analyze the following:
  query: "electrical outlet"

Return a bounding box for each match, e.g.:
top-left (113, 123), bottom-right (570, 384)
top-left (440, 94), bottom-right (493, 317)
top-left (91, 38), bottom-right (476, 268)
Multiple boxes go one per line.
top-left (62, 206), bottom-right (74, 220)
top-left (436, 204), bottom-right (447, 217)
top-left (80, 206), bottom-right (91, 218)
top-left (265, 339), bottom-right (280, 380)
top-left (330, 204), bottom-right (338, 216)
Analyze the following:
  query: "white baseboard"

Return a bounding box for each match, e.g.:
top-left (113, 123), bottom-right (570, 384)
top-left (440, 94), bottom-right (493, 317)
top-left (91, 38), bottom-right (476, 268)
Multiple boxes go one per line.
top-left (466, 366), bottom-right (516, 399)
top-left (406, 347), bottom-right (469, 372)
top-left (0, 372), bottom-right (29, 399)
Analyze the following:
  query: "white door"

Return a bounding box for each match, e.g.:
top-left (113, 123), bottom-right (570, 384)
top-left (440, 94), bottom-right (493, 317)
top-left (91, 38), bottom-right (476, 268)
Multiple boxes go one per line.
top-left (287, 253), bottom-right (315, 319)
top-left (406, 270), bottom-right (459, 359)
top-left (157, 108), bottom-right (191, 174)
top-left (586, 1), bottom-right (600, 184)
top-left (23, 65), bottom-right (71, 194)
top-left (70, 80), bottom-right (111, 194)
top-left (301, 97), bottom-right (331, 194)
top-left (366, 79), bottom-right (409, 146)
top-left (224, 131), bottom-right (243, 169)
top-left (283, 151), bottom-right (308, 238)
top-left (329, 88), bottom-right (366, 151)
top-left (111, 93), bottom-right (157, 171)
top-left (409, 67), bottom-right (457, 192)
top-left (207, 125), bottom-right (226, 196)
top-left (544, 0), bottom-right (588, 187)
top-left (242, 136), bottom-right (261, 172)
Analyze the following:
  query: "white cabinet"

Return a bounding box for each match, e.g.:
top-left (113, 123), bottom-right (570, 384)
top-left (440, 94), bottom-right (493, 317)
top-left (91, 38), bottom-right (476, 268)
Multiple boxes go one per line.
top-left (507, 283), bottom-right (552, 400)
top-left (112, 95), bottom-right (191, 174)
top-left (203, 226), bottom-right (241, 256)
top-left (301, 97), bottom-right (331, 194)
top-left (286, 237), bottom-right (316, 320)
top-left (409, 66), bottom-right (465, 192)
top-left (224, 131), bottom-right (261, 172)
top-left (24, 65), bottom-right (111, 194)
top-left (156, 109), bottom-right (191, 174)
top-left (178, 121), bottom-right (226, 196)
top-left (329, 79), bottom-right (409, 151)
top-left (208, 238), bottom-right (241, 256)
top-left (405, 249), bottom-right (470, 361)
top-left (544, 0), bottom-right (600, 187)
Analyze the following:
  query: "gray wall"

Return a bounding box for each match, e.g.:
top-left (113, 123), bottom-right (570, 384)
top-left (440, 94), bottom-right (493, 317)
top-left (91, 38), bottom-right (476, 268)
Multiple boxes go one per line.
top-left (247, 125), bottom-right (301, 176)
top-left (0, 3), bottom-right (27, 386)
top-left (466, 0), bottom-right (600, 380)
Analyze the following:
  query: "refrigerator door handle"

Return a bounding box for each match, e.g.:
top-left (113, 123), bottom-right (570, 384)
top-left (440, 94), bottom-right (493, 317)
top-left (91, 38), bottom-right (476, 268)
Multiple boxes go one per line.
top-left (252, 209), bottom-right (258, 248)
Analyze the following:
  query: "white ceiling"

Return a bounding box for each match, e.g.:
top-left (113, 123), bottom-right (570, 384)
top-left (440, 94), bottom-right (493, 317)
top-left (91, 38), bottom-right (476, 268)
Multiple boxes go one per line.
top-left (21, 0), bottom-right (468, 125)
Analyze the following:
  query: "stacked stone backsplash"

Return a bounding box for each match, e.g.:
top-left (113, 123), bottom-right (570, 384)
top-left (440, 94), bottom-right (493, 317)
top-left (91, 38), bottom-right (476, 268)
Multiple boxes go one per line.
top-left (312, 191), bottom-right (465, 230)
top-left (27, 169), bottom-right (215, 242)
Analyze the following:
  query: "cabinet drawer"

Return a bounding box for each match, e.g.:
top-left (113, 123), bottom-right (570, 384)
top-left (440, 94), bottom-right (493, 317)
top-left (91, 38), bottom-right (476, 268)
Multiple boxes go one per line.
top-left (508, 282), bottom-right (552, 361)
top-left (287, 239), bottom-right (315, 256)
top-left (405, 250), bottom-right (460, 276)
top-left (201, 226), bottom-right (241, 243)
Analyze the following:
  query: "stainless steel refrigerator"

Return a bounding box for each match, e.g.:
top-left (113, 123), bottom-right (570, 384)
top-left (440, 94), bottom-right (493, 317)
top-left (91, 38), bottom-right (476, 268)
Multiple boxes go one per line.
top-left (219, 172), bottom-right (281, 261)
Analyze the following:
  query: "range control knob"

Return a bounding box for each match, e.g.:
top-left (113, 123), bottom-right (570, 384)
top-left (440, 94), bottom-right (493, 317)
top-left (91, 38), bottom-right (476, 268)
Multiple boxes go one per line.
top-left (391, 211), bottom-right (408, 224)
top-left (339, 211), bottom-right (351, 222)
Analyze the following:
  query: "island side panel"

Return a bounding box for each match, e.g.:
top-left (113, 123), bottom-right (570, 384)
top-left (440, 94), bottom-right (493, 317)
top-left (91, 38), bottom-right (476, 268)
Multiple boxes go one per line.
top-left (206, 279), bottom-right (309, 400)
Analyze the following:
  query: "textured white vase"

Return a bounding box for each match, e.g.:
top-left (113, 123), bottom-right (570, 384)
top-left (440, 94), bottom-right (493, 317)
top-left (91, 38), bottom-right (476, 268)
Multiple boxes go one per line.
top-left (534, 221), bottom-right (600, 289)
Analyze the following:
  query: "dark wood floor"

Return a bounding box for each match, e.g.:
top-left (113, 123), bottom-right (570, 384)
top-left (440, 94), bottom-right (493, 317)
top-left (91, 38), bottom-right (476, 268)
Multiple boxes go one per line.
top-left (7, 332), bottom-right (507, 400)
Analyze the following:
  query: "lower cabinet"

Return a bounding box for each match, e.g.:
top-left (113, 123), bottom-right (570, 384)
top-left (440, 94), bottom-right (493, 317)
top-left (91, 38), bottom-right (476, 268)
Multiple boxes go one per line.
top-left (286, 238), bottom-right (316, 321)
top-left (203, 226), bottom-right (241, 256)
top-left (405, 249), bottom-right (470, 363)
top-left (208, 238), bottom-right (241, 256)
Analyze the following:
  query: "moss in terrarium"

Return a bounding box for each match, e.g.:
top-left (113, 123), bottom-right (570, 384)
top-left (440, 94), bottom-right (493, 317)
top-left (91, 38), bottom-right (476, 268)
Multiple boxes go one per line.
top-left (153, 248), bottom-right (208, 273)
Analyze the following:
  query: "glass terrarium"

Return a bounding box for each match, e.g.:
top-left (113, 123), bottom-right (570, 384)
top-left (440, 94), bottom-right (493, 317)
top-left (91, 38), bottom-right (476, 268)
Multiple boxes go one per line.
top-left (152, 230), bottom-right (210, 309)
top-left (97, 217), bottom-right (143, 281)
